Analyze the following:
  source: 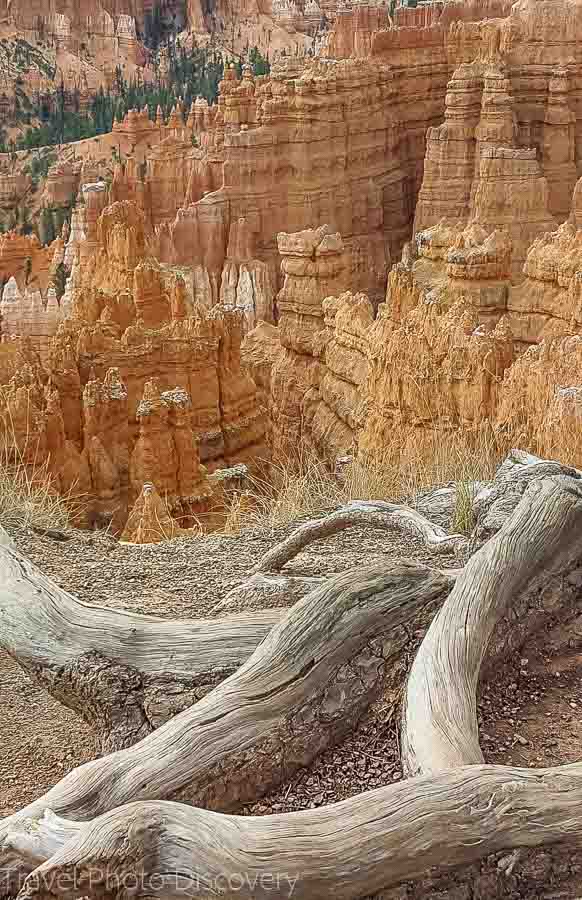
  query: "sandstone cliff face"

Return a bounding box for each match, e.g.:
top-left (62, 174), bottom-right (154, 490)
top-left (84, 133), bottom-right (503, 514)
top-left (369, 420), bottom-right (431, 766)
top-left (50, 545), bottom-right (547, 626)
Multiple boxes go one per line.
top-left (0, 359), bottom-right (217, 536)
top-left (472, 147), bottom-right (556, 279)
top-left (129, 380), bottom-right (215, 528)
top-left (241, 320), bottom-right (281, 419)
top-left (389, 220), bottom-right (513, 331)
top-left (257, 217), bottom-right (582, 469)
top-left (88, 55), bottom-right (448, 309)
top-left (249, 222), bottom-right (518, 463)
top-left (507, 222), bottom-right (582, 347)
top-left (414, 61), bottom-right (557, 281)
top-left (308, 290), bottom-right (374, 458)
top-left (269, 225), bottom-right (348, 457)
top-left (0, 194), bottom-right (267, 534)
top-left (254, 227), bottom-right (373, 460)
top-left (496, 336), bottom-right (582, 462)
top-left (10, 0), bottom-right (582, 503)
top-left (0, 232), bottom-right (55, 294)
top-left (359, 294), bottom-right (515, 457)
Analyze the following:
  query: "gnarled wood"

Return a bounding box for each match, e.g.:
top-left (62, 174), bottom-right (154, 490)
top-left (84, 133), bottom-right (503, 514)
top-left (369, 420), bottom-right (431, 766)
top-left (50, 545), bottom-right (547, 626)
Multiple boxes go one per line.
top-left (0, 560), bottom-right (453, 889)
top-left (7, 458), bottom-right (582, 900)
top-left (471, 449), bottom-right (581, 540)
top-left (0, 527), bottom-right (286, 751)
top-left (253, 500), bottom-right (469, 575)
top-left (10, 763), bottom-right (582, 900)
top-left (215, 572), bottom-right (326, 613)
top-left (402, 474), bottom-right (582, 776)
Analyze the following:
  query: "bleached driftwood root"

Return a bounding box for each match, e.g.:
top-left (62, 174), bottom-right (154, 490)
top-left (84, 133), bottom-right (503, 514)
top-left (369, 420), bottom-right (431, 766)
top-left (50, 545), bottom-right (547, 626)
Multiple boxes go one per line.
top-left (0, 528), bottom-right (289, 751)
top-left (5, 470), bottom-right (582, 900)
top-left (9, 763), bottom-right (582, 900)
top-left (402, 474), bottom-right (582, 776)
top-left (253, 500), bottom-right (469, 575)
top-left (471, 448), bottom-right (581, 540)
top-left (215, 572), bottom-right (326, 613)
top-left (0, 560), bottom-right (453, 891)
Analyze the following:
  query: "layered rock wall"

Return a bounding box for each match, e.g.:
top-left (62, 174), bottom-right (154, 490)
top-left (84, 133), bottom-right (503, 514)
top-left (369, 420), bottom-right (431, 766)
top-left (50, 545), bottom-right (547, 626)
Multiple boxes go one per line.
top-left (269, 225), bottom-right (348, 456)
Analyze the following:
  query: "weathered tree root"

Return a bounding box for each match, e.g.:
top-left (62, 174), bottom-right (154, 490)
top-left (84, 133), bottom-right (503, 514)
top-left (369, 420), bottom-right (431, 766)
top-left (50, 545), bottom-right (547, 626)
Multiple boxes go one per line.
top-left (471, 449), bottom-right (581, 540)
top-left (252, 500), bottom-right (469, 575)
top-left (9, 763), bottom-right (582, 900)
top-left (215, 572), bottom-right (326, 613)
top-left (0, 527), bottom-right (288, 752)
top-left (0, 560), bottom-right (453, 891)
top-left (6, 468), bottom-right (582, 900)
top-left (403, 473), bottom-right (582, 777)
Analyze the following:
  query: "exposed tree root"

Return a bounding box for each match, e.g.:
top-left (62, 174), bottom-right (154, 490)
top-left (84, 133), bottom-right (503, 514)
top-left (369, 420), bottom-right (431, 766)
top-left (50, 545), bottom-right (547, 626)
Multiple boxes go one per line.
top-left (402, 474), bottom-right (582, 776)
top-left (4, 462), bottom-right (582, 899)
top-left (0, 527), bottom-right (288, 752)
top-left (215, 572), bottom-right (326, 613)
top-left (0, 561), bottom-right (452, 891)
top-left (9, 763), bottom-right (582, 900)
top-left (253, 500), bottom-right (469, 575)
top-left (471, 449), bottom-right (581, 540)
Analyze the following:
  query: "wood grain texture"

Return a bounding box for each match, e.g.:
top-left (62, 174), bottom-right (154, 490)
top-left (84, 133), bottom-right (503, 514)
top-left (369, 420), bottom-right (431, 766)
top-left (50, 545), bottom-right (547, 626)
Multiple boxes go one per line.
top-left (7, 464), bottom-right (582, 900)
top-left (402, 474), bottom-right (582, 776)
top-left (253, 500), bottom-right (468, 575)
top-left (472, 450), bottom-right (581, 540)
top-left (0, 560), bottom-right (452, 890)
top-left (11, 763), bottom-right (582, 900)
top-left (0, 527), bottom-right (283, 750)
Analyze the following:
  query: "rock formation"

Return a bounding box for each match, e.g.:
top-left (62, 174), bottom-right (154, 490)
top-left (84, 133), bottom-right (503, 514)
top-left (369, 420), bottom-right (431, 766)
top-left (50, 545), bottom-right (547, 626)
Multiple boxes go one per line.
top-left (269, 225), bottom-right (348, 457)
top-left (360, 296), bottom-right (515, 455)
top-left (0, 190), bottom-right (269, 534)
top-left (250, 214), bottom-right (582, 470)
top-left (414, 61), bottom-right (557, 280)
top-left (308, 290), bottom-right (374, 457)
top-left (121, 482), bottom-right (191, 544)
top-left (507, 222), bottom-right (582, 347)
top-left (6, 0), bottom-right (582, 522)
top-left (0, 358), bottom-right (218, 535)
top-left (129, 381), bottom-right (215, 529)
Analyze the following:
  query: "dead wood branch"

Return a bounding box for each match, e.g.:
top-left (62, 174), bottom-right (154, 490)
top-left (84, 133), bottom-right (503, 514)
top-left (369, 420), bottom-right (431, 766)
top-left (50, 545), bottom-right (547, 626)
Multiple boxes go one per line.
top-left (0, 561), bottom-right (453, 888)
top-left (9, 763), bottom-right (582, 900)
top-left (253, 500), bottom-right (469, 575)
top-left (0, 527), bottom-right (284, 751)
top-left (402, 474), bottom-right (582, 776)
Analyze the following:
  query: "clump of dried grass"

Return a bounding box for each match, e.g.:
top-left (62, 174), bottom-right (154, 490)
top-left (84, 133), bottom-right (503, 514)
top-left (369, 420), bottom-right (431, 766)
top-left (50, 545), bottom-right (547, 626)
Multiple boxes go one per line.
top-left (0, 408), bottom-right (86, 533)
top-left (0, 453), bottom-right (82, 533)
top-left (220, 425), bottom-right (507, 534)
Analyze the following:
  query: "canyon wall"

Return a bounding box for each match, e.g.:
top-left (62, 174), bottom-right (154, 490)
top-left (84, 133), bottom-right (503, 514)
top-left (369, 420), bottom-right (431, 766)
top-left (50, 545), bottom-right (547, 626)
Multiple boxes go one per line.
top-left (7, 0), bottom-right (582, 525)
top-left (246, 202), bottom-right (582, 467)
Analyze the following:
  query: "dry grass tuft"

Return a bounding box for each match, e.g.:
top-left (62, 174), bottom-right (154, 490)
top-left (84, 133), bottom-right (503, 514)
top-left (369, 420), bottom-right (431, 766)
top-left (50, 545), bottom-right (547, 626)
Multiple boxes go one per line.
top-left (220, 425), bottom-right (507, 534)
top-left (0, 408), bottom-right (86, 533)
top-left (0, 455), bottom-right (82, 533)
